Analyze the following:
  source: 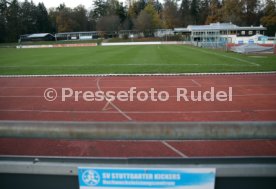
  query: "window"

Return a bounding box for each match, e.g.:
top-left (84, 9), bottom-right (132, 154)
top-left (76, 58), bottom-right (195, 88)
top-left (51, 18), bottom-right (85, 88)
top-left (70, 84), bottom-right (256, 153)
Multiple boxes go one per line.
top-left (249, 31), bottom-right (253, 35)
top-left (241, 31), bottom-right (245, 35)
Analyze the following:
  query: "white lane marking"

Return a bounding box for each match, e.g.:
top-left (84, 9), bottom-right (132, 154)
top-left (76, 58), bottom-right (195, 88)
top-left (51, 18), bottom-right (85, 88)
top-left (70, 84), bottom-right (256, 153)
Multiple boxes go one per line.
top-left (1, 83), bottom-right (276, 89)
top-left (162, 141), bottom-right (188, 158)
top-left (102, 100), bottom-right (114, 111)
top-left (191, 79), bottom-right (202, 87)
top-left (1, 93), bottom-right (276, 98)
top-left (96, 78), bottom-right (132, 121)
top-left (1, 71), bottom-right (276, 78)
top-left (0, 109), bottom-right (275, 114)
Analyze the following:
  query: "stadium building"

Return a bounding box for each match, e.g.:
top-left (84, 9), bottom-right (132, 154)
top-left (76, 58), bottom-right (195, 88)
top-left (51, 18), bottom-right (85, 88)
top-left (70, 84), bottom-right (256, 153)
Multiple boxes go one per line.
top-left (174, 22), bottom-right (271, 46)
top-left (20, 33), bottom-right (55, 42)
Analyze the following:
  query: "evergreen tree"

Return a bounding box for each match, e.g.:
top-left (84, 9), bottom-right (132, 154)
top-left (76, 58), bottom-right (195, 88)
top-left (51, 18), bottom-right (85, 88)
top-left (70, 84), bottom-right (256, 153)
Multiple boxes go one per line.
top-left (190, 0), bottom-right (200, 24)
top-left (242, 0), bottom-right (260, 25)
top-left (179, 0), bottom-right (192, 26)
top-left (6, 0), bottom-right (22, 42)
top-left (199, 0), bottom-right (210, 24)
top-left (0, 0), bottom-right (8, 42)
top-left (21, 0), bottom-right (38, 34)
top-left (36, 3), bottom-right (51, 33)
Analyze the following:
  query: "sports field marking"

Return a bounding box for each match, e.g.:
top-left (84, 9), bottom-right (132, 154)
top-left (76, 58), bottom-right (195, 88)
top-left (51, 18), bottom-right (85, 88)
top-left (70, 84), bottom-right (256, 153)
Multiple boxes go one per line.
top-left (249, 56), bottom-right (267, 58)
top-left (161, 141), bottom-right (188, 158)
top-left (1, 109), bottom-right (275, 114)
top-left (189, 46), bottom-right (260, 67)
top-left (1, 82), bottom-right (276, 89)
top-left (96, 78), bottom-right (133, 121)
top-left (102, 101), bottom-right (115, 111)
top-left (0, 63), bottom-right (258, 68)
top-left (1, 71), bottom-right (276, 77)
top-left (0, 85), bottom-right (199, 89)
top-left (1, 93), bottom-right (276, 98)
top-left (191, 79), bottom-right (202, 87)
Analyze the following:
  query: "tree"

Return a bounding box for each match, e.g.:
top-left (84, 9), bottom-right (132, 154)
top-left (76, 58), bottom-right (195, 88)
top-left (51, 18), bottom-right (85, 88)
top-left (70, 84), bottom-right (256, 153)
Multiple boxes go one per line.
top-left (261, 0), bottom-right (276, 35)
top-left (134, 2), bottom-right (162, 35)
top-left (48, 8), bottom-right (58, 33)
top-left (205, 0), bottom-right (222, 24)
top-left (0, 0), bottom-right (8, 42)
top-left (221, 0), bottom-right (244, 25)
top-left (6, 0), bottom-right (22, 42)
top-left (36, 3), bottom-right (51, 32)
top-left (93, 0), bottom-right (108, 21)
top-left (55, 4), bottom-right (76, 32)
top-left (144, 2), bottom-right (162, 29)
top-left (21, 0), bottom-right (38, 34)
top-left (134, 10), bottom-right (152, 33)
top-left (190, 0), bottom-right (200, 24)
top-left (87, 10), bottom-right (97, 31)
top-left (242, 0), bottom-right (260, 25)
top-left (162, 0), bottom-right (180, 29)
top-left (153, 0), bottom-right (163, 14)
top-left (106, 0), bottom-right (127, 24)
top-left (96, 15), bottom-right (120, 32)
top-left (128, 0), bottom-right (146, 19)
top-left (115, 2), bottom-right (127, 24)
top-left (106, 0), bottom-right (119, 15)
top-left (73, 5), bottom-right (88, 31)
top-left (179, 0), bottom-right (192, 26)
top-left (199, 0), bottom-right (210, 24)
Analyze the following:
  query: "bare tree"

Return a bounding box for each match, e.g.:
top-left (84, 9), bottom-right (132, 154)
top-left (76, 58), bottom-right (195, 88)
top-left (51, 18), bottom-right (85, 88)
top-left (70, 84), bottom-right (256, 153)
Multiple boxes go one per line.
top-left (96, 15), bottom-right (120, 32)
top-left (134, 10), bottom-right (152, 32)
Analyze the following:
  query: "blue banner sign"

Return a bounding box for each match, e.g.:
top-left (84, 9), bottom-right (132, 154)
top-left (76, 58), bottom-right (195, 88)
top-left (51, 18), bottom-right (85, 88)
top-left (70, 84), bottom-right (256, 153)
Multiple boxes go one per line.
top-left (78, 168), bottom-right (216, 189)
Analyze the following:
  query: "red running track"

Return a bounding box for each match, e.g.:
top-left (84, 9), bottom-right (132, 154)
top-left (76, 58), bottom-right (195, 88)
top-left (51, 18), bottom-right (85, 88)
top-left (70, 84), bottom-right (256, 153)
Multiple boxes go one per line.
top-left (0, 74), bottom-right (276, 158)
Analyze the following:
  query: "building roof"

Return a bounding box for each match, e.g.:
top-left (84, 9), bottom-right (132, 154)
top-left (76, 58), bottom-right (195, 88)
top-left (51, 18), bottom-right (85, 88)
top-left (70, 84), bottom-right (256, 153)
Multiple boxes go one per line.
top-left (174, 28), bottom-right (190, 32)
top-left (187, 23), bottom-right (238, 31)
top-left (27, 33), bottom-right (54, 38)
top-left (175, 23), bottom-right (266, 32)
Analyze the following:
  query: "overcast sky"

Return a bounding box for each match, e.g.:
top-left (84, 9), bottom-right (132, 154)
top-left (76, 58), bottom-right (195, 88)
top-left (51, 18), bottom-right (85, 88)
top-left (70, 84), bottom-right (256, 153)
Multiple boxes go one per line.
top-left (19, 0), bottom-right (96, 9)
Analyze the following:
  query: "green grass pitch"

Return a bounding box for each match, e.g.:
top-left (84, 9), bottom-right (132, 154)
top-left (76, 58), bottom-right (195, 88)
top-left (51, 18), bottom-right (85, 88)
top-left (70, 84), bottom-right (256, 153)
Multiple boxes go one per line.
top-left (0, 45), bottom-right (275, 75)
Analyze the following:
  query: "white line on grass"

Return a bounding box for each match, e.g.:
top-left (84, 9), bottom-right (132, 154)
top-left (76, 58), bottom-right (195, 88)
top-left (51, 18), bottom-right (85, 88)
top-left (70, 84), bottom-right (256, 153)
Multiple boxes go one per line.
top-left (0, 63), bottom-right (257, 68)
top-left (192, 47), bottom-right (260, 66)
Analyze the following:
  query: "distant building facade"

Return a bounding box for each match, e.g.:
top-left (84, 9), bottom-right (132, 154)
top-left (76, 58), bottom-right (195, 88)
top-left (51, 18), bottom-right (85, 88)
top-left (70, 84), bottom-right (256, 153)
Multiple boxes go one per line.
top-left (174, 23), bottom-right (268, 44)
top-left (20, 33), bottom-right (55, 42)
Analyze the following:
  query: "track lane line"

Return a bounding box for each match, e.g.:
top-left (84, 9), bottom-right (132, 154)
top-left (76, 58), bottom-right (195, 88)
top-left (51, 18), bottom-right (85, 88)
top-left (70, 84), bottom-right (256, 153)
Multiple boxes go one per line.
top-left (191, 79), bottom-right (202, 87)
top-left (1, 83), bottom-right (276, 89)
top-left (161, 141), bottom-right (188, 158)
top-left (2, 93), bottom-right (276, 98)
top-left (96, 78), bottom-right (133, 121)
top-left (1, 109), bottom-right (276, 114)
